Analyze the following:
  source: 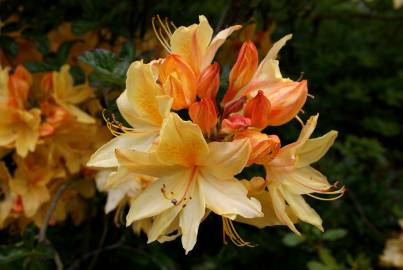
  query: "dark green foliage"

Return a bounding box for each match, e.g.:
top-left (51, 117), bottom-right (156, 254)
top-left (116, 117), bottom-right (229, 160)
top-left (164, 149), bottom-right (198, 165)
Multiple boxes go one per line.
top-left (1, 0), bottom-right (402, 269)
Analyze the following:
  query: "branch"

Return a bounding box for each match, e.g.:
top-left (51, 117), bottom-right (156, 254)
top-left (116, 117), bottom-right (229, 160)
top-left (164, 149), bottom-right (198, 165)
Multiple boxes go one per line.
top-left (38, 178), bottom-right (76, 243)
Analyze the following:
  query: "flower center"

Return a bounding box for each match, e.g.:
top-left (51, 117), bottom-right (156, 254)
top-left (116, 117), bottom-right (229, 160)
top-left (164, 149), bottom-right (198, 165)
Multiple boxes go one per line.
top-left (161, 166), bottom-right (198, 206)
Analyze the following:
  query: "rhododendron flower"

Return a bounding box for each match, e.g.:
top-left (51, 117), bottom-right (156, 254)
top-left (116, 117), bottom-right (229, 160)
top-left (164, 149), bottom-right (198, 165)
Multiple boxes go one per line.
top-left (88, 60), bottom-right (173, 169)
top-left (51, 65), bottom-right (95, 124)
top-left (0, 66), bottom-right (41, 157)
top-left (115, 113), bottom-right (262, 253)
top-left (256, 115), bottom-right (344, 233)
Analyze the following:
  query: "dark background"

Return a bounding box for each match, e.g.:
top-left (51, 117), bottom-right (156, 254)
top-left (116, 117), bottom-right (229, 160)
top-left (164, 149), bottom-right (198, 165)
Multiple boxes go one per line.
top-left (0, 0), bottom-right (402, 269)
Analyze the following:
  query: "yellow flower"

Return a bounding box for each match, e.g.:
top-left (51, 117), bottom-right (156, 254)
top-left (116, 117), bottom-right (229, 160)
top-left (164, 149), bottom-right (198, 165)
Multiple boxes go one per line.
top-left (115, 113), bottom-right (262, 254)
top-left (0, 66), bottom-right (41, 157)
top-left (260, 114), bottom-right (344, 234)
top-left (0, 162), bottom-right (14, 228)
top-left (153, 15), bottom-right (241, 75)
top-left (51, 65), bottom-right (95, 124)
top-left (87, 60), bottom-right (172, 168)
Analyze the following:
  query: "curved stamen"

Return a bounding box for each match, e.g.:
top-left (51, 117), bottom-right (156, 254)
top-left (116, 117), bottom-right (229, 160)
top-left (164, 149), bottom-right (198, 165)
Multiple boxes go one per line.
top-left (222, 217), bottom-right (256, 247)
top-left (102, 109), bottom-right (137, 137)
top-left (152, 15), bottom-right (173, 52)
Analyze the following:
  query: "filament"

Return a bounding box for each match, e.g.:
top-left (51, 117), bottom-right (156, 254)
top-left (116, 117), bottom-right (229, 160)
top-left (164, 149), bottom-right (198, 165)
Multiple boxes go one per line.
top-left (152, 15), bottom-right (174, 52)
top-left (161, 167), bottom-right (198, 206)
top-left (222, 217), bottom-right (256, 247)
top-left (102, 109), bottom-right (137, 137)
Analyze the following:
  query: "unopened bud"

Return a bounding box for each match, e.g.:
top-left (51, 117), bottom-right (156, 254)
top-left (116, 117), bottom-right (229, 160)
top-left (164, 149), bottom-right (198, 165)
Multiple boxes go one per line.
top-left (197, 63), bottom-right (220, 100)
top-left (189, 97), bottom-right (218, 136)
top-left (244, 90), bottom-right (271, 129)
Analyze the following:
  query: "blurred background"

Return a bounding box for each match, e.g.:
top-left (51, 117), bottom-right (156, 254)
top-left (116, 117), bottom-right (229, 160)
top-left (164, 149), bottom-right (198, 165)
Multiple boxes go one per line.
top-left (0, 0), bottom-right (402, 269)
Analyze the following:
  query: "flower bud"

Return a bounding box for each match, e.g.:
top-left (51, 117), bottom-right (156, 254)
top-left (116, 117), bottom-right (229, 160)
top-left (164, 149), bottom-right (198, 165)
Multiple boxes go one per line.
top-left (40, 72), bottom-right (53, 95)
top-left (222, 41), bottom-right (258, 105)
top-left (189, 97), bottom-right (218, 136)
top-left (222, 96), bottom-right (246, 119)
top-left (221, 114), bottom-right (251, 133)
top-left (197, 63), bottom-right (220, 100)
top-left (244, 90), bottom-right (271, 129)
top-left (235, 130), bottom-right (280, 165)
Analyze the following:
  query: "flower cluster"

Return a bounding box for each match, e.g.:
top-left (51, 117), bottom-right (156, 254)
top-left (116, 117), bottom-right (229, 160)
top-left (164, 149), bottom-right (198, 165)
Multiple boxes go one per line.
top-left (0, 65), bottom-right (109, 229)
top-left (88, 16), bottom-right (345, 254)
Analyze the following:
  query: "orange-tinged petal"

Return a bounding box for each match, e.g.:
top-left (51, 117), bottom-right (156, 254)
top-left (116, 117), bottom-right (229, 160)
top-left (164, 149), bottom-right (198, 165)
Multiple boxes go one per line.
top-left (157, 113), bottom-right (209, 167)
top-left (159, 54), bottom-right (197, 110)
top-left (221, 114), bottom-right (251, 133)
top-left (170, 15), bottom-right (213, 75)
top-left (201, 24), bottom-right (242, 70)
top-left (234, 130), bottom-right (280, 165)
top-left (189, 97), bottom-right (217, 136)
top-left (244, 90), bottom-right (272, 129)
top-left (263, 80), bottom-right (308, 126)
top-left (8, 67), bottom-right (31, 109)
top-left (197, 63), bottom-right (219, 100)
top-left (222, 41), bottom-right (258, 105)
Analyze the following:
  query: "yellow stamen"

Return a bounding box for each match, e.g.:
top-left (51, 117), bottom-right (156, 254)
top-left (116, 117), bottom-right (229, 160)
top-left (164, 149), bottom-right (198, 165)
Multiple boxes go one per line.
top-left (295, 115), bottom-right (304, 127)
top-left (222, 217), bottom-right (256, 247)
top-left (102, 109), bottom-right (137, 137)
top-left (152, 15), bottom-right (173, 52)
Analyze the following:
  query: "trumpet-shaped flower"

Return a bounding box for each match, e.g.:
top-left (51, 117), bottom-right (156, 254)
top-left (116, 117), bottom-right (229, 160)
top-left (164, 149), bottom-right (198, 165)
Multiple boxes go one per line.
top-left (222, 35), bottom-right (308, 126)
top-left (115, 113), bottom-right (262, 253)
top-left (87, 60), bottom-right (173, 169)
top-left (261, 115), bottom-right (344, 233)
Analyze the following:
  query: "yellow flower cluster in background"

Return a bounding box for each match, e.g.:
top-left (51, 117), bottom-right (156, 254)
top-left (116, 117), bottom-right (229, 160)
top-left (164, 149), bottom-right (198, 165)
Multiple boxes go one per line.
top-left (87, 16), bottom-right (345, 254)
top-left (0, 64), bottom-right (109, 230)
top-left (380, 219), bottom-right (403, 269)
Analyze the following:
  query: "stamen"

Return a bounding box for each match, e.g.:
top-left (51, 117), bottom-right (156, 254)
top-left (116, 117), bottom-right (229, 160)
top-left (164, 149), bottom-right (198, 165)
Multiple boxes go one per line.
top-left (222, 217), bottom-right (256, 247)
top-left (152, 15), bottom-right (173, 52)
top-left (307, 186), bottom-right (345, 201)
top-left (102, 109), bottom-right (137, 137)
top-left (308, 93), bottom-right (315, 99)
top-left (297, 72), bottom-right (305, 81)
top-left (295, 115), bottom-right (304, 127)
top-left (161, 167), bottom-right (198, 206)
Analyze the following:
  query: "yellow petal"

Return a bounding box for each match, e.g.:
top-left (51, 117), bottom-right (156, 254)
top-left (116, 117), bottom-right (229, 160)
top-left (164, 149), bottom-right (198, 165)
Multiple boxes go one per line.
top-left (125, 61), bottom-right (164, 126)
top-left (180, 179), bottom-right (205, 254)
top-left (280, 166), bottom-right (331, 195)
top-left (295, 130), bottom-right (338, 168)
top-left (126, 168), bottom-right (190, 224)
top-left (115, 149), bottom-right (181, 178)
top-left (147, 205), bottom-right (181, 243)
top-left (269, 185), bottom-right (300, 234)
top-left (280, 187), bottom-right (323, 231)
top-left (237, 191), bottom-right (294, 228)
top-left (62, 103), bottom-right (95, 124)
top-left (198, 172), bottom-right (262, 219)
top-left (202, 24), bottom-right (242, 70)
top-left (157, 113), bottom-right (209, 167)
top-left (202, 139), bottom-right (251, 178)
top-left (87, 132), bottom-right (157, 168)
top-left (267, 34), bottom-right (293, 60)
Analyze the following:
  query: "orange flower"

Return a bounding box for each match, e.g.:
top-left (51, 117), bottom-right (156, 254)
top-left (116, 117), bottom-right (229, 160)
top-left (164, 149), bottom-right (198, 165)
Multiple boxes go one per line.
top-left (189, 98), bottom-right (218, 136)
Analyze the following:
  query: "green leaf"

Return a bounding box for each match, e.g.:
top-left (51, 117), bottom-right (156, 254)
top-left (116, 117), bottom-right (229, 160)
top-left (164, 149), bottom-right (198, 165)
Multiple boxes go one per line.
top-left (307, 261), bottom-right (330, 270)
top-left (0, 36), bottom-right (18, 57)
top-left (119, 41), bottom-right (135, 61)
top-left (56, 41), bottom-right (76, 64)
top-left (0, 248), bottom-right (32, 264)
top-left (282, 233), bottom-right (306, 247)
top-left (24, 61), bottom-right (56, 73)
top-left (322, 229), bottom-right (347, 241)
top-left (72, 20), bottom-right (97, 35)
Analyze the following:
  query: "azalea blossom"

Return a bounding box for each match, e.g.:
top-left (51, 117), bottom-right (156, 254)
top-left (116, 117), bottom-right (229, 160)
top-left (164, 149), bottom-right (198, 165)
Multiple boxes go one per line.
top-left (245, 115), bottom-right (344, 234)
top-left (115, 113), bottom-right (262, 253)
